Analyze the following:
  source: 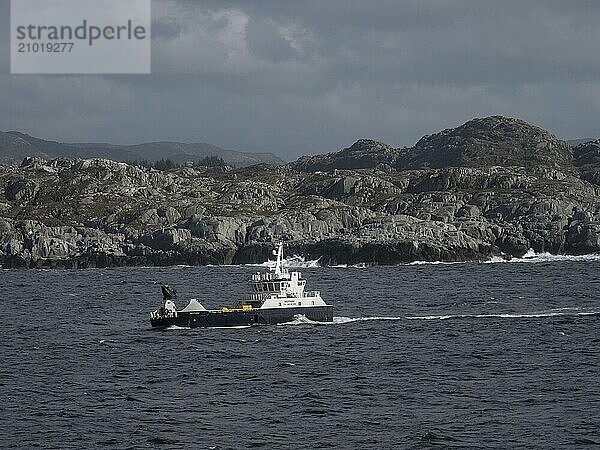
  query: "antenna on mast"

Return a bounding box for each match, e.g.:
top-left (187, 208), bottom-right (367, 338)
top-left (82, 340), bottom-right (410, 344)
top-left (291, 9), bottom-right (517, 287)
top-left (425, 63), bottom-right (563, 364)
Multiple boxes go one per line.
top-left (274, 242), bottom-right (284, 275)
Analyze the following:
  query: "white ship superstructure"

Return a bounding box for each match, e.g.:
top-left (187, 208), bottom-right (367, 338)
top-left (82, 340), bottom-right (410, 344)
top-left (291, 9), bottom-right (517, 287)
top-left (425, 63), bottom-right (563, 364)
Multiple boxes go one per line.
top-left (150, 243), bottom-right (333, 328)
top-left (245, 243), bottom-right (328, 309)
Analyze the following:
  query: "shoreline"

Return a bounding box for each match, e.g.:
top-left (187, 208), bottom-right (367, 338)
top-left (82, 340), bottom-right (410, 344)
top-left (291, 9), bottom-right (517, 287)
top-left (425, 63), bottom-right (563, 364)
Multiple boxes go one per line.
top-left (2, 248), bottom-right (599, 270)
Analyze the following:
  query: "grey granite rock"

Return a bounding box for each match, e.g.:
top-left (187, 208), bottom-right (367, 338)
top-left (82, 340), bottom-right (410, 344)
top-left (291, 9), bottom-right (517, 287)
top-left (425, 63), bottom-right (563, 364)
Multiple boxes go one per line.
top-left (1, 116), bottom-right (600, 268)
top-left (5, 178), bottom-right (39, 202)
top-left (401, 116), bottom-right (573, 170)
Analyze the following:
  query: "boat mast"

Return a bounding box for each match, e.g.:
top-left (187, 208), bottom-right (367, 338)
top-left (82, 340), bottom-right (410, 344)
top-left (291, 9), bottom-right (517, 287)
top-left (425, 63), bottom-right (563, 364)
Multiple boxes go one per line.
top-left (274, 242), bottom-right (284, 276)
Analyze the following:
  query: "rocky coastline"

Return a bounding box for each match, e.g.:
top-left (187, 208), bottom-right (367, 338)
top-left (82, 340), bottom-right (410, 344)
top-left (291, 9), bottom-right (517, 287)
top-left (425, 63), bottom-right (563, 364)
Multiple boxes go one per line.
top-left (1, 116), bottom-right (599, 269)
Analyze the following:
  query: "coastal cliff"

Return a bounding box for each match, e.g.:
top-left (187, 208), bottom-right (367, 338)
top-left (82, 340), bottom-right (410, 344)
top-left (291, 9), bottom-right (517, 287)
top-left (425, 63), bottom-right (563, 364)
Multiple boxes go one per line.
top-left (1, 116), bottom-right (599, 268)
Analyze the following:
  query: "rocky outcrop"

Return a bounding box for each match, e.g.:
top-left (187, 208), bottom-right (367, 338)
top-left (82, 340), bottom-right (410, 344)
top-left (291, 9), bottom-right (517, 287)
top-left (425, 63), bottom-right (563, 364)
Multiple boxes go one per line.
top-left (291, 116), bottom-right (574, 172)
top-left (293, 139), bottom-right (401, 172)
top-left (574, 139), bottom-right (600, 185)
top-left (1, 116), bottom-right (599, 268)
top-left (5, 178), bottom-right (39, 202)
top-left (400, 116), bottom-right (573, 170)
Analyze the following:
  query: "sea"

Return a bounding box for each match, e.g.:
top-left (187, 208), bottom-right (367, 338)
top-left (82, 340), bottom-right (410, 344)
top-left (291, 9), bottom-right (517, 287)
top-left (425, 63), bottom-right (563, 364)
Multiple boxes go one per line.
top-left (2, 253), bottom-right (600, 449)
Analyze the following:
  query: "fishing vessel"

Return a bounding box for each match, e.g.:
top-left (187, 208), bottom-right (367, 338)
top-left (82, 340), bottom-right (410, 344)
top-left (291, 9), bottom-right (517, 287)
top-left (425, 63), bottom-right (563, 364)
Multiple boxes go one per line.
top-left (150, 243), bottom-right (333, 328)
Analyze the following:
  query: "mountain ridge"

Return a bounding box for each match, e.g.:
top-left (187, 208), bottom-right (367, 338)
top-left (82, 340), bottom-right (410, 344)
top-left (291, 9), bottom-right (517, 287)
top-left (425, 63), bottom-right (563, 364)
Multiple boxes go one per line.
top-left (0, 131), bottom-right (285, 167)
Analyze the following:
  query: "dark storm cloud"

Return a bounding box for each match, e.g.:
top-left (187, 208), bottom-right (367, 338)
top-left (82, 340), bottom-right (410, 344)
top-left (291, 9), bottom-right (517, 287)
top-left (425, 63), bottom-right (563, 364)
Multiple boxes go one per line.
top-left (1, 0), bottom-right (599, 158)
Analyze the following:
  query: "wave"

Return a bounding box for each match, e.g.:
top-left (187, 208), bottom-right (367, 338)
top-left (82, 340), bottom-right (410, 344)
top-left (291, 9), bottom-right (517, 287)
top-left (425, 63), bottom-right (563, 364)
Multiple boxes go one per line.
top-left (407, 308), bottom-right (600, 321)
top-left (281, 309), bottom-right (600, 326)
top-left (248, 257), bottom-right (369, 269)
top-left (277, 315), bottom-right (326, 326)
top-left (333, 316), bottom-right (405, 323)
top-left (278, 315), bottom-right (405, 326)
top-left (165, 325), bottom-right (190, 330)
top-left (164, 324), bottom-right (252, 330)
top-left (406, 249), bottom-right (600, 266)
top-left (330, 263), bottom-right (370, 268)
top-left (407, 260), bottom-right (465, 266)
top-left (248, 255), bottom-right (321, 269)
top-left (178, 248), bottom-right (600, 270)
top-left (484, 249), bottom-right (600, 264)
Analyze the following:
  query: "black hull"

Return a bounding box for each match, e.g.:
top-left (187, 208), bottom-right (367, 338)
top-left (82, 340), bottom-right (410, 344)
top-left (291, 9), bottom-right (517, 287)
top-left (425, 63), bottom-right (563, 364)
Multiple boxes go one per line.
top-left (150, 305), bottom-right (334, 328)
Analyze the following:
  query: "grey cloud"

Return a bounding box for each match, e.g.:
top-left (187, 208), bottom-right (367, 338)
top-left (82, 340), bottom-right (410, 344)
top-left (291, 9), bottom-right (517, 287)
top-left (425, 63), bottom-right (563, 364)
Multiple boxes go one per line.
top-left (1, 0), bottom-right (599, 159)
top-left (245, 16), bottom-right (298, 62)
top-left (152, 17), bottom-right (184, 41)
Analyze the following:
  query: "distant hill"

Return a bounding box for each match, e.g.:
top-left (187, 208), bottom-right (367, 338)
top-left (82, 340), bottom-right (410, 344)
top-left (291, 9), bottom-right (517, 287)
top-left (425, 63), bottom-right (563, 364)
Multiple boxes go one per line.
top-left (0, 131), bottom-right (284, 167)
top-left (292, 139), bottom-right (401, 172)
top-left (292, 116), bottom-right (575, 172)
top-left (568, 138), bottom-right (597, 146)
top-left (401, 116), bottom-right (573, 170)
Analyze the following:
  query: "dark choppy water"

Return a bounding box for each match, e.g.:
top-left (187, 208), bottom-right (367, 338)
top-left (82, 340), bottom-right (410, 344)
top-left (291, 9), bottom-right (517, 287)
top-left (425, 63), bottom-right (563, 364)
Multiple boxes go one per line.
top-left (2, 259), bottom-right (600, 449)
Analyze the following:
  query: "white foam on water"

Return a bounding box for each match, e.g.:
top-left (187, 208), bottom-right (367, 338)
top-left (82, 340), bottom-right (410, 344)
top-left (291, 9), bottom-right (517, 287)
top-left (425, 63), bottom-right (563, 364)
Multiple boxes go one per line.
top-left (329, 263), bottom-right (369, 268)
top-left (279, 315), bottom-right (406, 326)
top-left (165, 325), bottom-right (191, 330)
top-left (165, 308), bottom-right (598, 329)
top-left (333, 316), bottom-right (405, 323)
top-left (484, 249), bottom-right (600, 264)
top-left (248, 255), bottom-right (321, 269)
top-left (408, 260), bottom-right (464, 266)
top-left (278, 314), bottom-right (322, 326)
top-left (174, 249), bottom-right (600, 269)
top-left (486, 255), bottom-right (507, 263)
top-left (407, 309), bottom-right (600, 321)
top-left (165, 324), bottom-right (251, 330)
top-left (402, 250), bottom-right (600, 266)
top-left (250, 259), bottom-right (369, 269)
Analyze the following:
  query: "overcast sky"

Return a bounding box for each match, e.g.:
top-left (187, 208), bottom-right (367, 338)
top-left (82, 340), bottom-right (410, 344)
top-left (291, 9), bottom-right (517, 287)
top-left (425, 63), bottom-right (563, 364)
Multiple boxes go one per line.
top-left (1, 0), bottom-right (599, 160)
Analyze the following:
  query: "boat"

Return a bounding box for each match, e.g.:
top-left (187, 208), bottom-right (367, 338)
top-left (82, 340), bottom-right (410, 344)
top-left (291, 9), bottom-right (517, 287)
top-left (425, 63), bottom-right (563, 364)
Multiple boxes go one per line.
top-left (150, 243), bottom-right (333, 328)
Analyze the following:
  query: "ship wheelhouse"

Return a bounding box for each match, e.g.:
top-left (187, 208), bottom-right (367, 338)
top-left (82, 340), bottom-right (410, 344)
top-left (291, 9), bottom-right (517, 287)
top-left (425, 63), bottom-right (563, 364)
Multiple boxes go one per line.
top-left (239, 243), bottom-right (322, 309)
